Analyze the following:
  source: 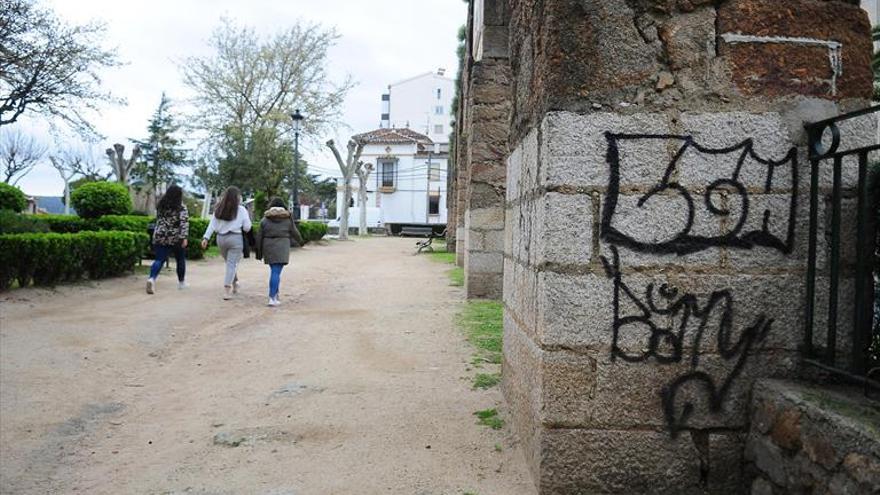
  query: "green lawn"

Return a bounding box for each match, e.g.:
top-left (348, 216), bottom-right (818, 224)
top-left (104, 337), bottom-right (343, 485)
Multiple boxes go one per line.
top-left (421, 240), bottom-right (464, 287)
top-left (459, 300), bottom-right (503, 365)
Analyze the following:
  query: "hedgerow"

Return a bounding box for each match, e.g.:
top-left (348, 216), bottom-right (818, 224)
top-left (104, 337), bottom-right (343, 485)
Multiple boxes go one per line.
top-left (0, 231), bottom-right (148, 290)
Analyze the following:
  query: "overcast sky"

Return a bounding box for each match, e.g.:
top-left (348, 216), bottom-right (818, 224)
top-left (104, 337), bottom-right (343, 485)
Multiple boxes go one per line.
top-left (14, 0), bottom-right (467, 196)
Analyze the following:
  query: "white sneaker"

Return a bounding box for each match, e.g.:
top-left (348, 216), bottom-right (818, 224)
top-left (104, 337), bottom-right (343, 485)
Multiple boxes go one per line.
top-left (178, 281), bottom-right (188, 290)
top-left (223, 286), bottom-right (233, 300)
top-left (268, 297), bottom-right (280, 307)
top-left (146, 278), bottom-right (155, 295)
top-left (233, 280), bottom-right (240, 294)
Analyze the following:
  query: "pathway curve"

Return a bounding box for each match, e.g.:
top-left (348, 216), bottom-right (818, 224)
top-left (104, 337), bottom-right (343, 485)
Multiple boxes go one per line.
top-left (0, 237), bottom-right (533, 494)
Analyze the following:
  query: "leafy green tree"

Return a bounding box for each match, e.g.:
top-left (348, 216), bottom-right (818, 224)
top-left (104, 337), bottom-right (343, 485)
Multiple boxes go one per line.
top-left (873, 25), bottom-right (880, 100)
top-left (132, 93), bottom-right (188, 212)
top-left (217, 125), bottom-right (293, 199)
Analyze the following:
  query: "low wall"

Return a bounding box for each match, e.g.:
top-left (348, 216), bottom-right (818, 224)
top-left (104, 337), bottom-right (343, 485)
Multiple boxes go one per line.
top-left (746, 379), bottom-right (880, 494)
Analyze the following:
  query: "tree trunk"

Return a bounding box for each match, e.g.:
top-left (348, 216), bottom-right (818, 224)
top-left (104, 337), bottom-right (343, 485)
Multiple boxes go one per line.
top-left (63, 182), bottom-right (70, 215)
top-left (201, 189), bottom-right (212, 219)
top-left (339, 174), bottom-right (353, 240)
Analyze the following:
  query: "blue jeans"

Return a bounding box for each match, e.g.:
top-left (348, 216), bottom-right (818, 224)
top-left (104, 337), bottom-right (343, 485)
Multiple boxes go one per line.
top-left (150, 244), bottom-right (186, 281)
top-left (269, 264), bottom-right (284, 298)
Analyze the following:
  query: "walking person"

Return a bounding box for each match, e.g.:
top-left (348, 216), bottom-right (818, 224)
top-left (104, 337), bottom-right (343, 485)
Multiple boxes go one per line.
top-left (201, 186), bottom-right (252, 300)
top-left (256, 198), bottom-right (303, 307)
top-left (146, 185), bottom-right (189, 294)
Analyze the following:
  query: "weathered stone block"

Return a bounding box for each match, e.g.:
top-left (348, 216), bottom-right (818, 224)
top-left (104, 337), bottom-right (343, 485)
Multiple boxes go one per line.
top-left (466, 271), bottom-right (503, 299)
top-left (658, 6), bottom-right (716, 71)
top-left (538, 429), bottom-right (707, 494)
top-left (542, 111), bottom-right (672, 189)
top-left (717, 0), bottom-right (872, 99)
top-left (535, 192), bottom-right (592, 266)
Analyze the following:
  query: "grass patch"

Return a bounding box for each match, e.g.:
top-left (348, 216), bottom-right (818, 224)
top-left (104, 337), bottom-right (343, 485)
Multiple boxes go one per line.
top-left (448, 266), bottom-right (464, 286)
top-left (418, 240), bottom-right (463, 286)
top-left (204, 245), bottom-right (220, 258)
top-left (133, 265), bottom-right (151, 276)
top-left (460, 301), bottom-right (503, 365)
top-left (474, 408), bottom-right (504, 430)
top-left (473, 372), bottom-right (501, 389)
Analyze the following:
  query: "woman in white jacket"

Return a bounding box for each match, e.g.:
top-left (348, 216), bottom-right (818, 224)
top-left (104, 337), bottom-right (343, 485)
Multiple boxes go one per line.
top-left (201, 186), bottom-right (252, 299)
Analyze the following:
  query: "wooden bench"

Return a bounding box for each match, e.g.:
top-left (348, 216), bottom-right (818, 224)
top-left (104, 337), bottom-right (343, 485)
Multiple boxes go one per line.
top-left (400, 226), bottom-right (435, 237)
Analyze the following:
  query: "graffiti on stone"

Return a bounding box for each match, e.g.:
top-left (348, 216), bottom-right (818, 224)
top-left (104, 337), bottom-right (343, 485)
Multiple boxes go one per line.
top-left (599, 132), bottom-right (797, 436)
top-left (601, 133), bottom-right (798, 256)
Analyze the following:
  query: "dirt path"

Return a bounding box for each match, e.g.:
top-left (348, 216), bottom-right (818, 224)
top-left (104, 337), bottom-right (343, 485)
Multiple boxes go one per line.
top-left (0, 237), bottom-right (533, 495)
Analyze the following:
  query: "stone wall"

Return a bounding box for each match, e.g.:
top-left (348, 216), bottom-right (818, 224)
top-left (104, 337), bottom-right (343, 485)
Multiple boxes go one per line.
top-left (459, 0), bottom-right (512, 298)
top-left (500, 0), bottom-right (873, 492)
top-left (746, 379), bottom-right (880, 494)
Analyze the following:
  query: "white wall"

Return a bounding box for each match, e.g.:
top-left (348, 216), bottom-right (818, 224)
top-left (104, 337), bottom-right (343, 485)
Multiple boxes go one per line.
top-left (865, 0), bottom-right (879, 27)
top-left (386, 72), bottom-right (455, 144)
top-left (335, 142), bottom-right (448, 226)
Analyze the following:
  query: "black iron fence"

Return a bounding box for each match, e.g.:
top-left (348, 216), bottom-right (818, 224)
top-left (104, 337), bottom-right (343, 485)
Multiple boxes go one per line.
top-left (804, 105), bottom-right (880, 394)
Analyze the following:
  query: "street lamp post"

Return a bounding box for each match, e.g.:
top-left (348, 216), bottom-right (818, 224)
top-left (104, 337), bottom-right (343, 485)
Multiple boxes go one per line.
top-left (290, 109), bottom-right (304, 220)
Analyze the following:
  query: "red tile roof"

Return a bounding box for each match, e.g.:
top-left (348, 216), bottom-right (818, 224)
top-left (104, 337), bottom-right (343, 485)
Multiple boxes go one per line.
top-left (353, 128), bottom-right (433, 145)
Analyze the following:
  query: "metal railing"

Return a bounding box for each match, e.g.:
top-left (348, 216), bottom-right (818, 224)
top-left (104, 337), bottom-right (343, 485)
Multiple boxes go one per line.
top-left (804, 105), bottom-right (880, 394)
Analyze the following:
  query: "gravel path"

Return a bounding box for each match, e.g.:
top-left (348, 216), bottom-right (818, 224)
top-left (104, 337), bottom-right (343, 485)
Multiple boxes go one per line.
top-left (0, 236), bottom-right (533, 495)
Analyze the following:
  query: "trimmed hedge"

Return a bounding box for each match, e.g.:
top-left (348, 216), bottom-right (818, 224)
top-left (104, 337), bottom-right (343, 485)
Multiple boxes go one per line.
top-left (70, 181), bottom-right (132, 218)
top-left (298, 221), bottom-right (328, 243)
top-left (0, 183), bottom-right (27, 213)
top-left (0, 231), bottom-right (148, 290)
top-left (38, 213), bottom-right (211, 259)
top-left (0, 210), bottom-right (49, 233)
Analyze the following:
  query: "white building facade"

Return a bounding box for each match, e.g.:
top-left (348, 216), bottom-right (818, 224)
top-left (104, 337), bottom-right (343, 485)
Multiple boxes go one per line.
top-left (335, 128), bottom-right (448, 233)
top-left (380, 70), bottom-right (455, 144)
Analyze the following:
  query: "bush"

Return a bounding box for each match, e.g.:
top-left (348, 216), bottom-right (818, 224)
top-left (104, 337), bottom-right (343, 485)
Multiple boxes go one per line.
top-left (39, 213), bottom-right (211, 260)
top-left (70, 181), bottom-right (132, 218)
top-left (297, 221), bottom-right (328, 244)
top-left (39, 214), bottom-right (91, 233)
top-left (0, 231), bottom-right (148, 290)
top-left (0, 183), bottom-right (27, 213)
top-left (0, 210), bottom-right (49, 234)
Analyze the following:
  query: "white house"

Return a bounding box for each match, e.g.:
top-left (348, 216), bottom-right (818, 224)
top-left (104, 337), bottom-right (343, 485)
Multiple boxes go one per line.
top-left (380, 69), bottom-right (455, 144)
top-left (335, 128), bottom-right (448, 233)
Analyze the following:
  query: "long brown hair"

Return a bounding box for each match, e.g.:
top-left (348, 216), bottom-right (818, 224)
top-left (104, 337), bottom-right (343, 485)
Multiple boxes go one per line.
top-left (213, 186), bottom-right (241, 221)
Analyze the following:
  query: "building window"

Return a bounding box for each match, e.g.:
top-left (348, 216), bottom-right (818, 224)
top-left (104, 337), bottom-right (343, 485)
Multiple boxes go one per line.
top-left (381, 94), bottom-right (390, 101)
top-left (434, 124), bottom-right (443, 134)
top-left (381, 113), bottom-right (390, 120)
top-left (428, 190), bottom-right (441, 215)
top-left (434, 105), bottom-right (443, 115)
top-left (436, 88), bottom-right (442, 100)
top-left (381, 161), bottom-right (396, 188)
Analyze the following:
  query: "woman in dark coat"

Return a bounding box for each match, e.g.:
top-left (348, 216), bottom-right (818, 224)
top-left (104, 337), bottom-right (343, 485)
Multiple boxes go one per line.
top-left (256, 197), bottom-right (303, 306)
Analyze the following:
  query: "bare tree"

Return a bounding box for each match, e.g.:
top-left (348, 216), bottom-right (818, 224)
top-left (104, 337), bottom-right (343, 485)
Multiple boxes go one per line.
top-left (105, 143), bottom-right (140, 185)
top-left (0, 0), bottom-right (122, 136)
top-left (180, 17), bottom-right (354, 141)
top-left (0, 128), bottom-right (45, 184)
top-left (354, 161), bottom-right (374, 236)
top-left (326, 139), bottom-right (364, 240)
top-left (48, 149), bottom-right (82, 215)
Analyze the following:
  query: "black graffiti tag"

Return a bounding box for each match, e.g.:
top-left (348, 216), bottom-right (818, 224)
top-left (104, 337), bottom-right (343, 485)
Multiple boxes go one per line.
top-left (597, 133), bottom-right (796, 436)
top-left (600, 247), bottom-right (772, 436)
top-left (600, 133), bottom-right (798, 255)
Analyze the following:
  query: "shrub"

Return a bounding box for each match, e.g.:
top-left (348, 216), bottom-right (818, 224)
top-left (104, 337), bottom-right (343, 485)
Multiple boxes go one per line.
top-left (0, 231), bottom-right (148, 290)
top-left (297, 221), bottom-right (328, 244)
top-left (39, 213), bottom-right (211, 260)
top-left (0, 211), bottom-right (49, 234)
top-left (70, 181), bottom-right (131, 218)
top-left (39, 214), bottom-right (91, 233)
top-left (0, 183), bottom-right (27, 213)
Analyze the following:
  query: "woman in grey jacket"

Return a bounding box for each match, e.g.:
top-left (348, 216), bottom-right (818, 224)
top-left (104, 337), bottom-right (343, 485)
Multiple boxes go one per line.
top-left (256, 197), bottom-right (303, 306)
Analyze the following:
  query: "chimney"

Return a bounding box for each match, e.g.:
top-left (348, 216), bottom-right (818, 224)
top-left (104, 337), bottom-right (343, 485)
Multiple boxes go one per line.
top-left (437, 68), bottom-right (446, 76)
